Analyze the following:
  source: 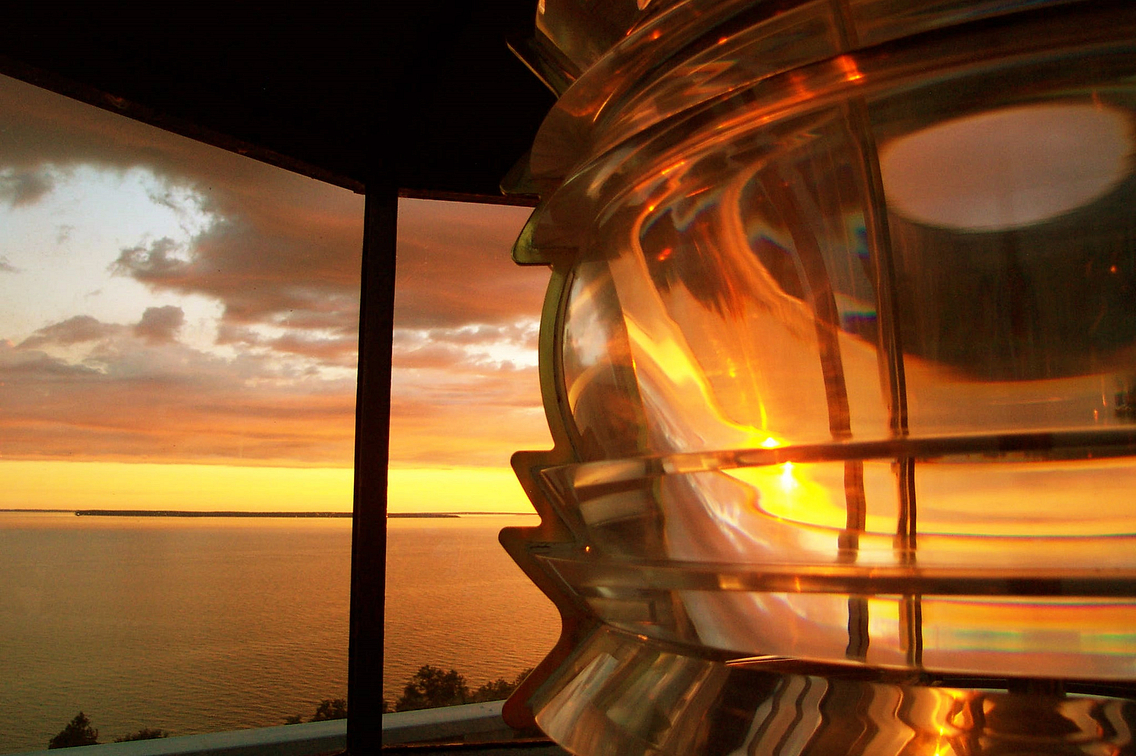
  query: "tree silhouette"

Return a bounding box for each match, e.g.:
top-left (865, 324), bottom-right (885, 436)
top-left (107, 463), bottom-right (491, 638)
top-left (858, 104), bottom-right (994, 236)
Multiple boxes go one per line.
top-left (470, 678), bottom-right (513, 702)
top-left (395, 665), bottom-right (470, 711)
top-left (283, 665), bottom-right (534, 721)
top-left (48, 712), bottom-right (99, 749)
top-left (471, 667), bottom-right (533, 703)
top-left (285, 698), bottom-right (349, 724)
top-left (310, 699), bottom-right (348, 721)
top-left (115, 728), bottom-right (169, 742)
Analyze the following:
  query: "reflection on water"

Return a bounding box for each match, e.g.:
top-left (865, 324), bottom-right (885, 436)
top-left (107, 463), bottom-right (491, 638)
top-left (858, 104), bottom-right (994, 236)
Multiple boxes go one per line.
top-left (384, 516), bottom-right (560, 702)
top-left (0, 512), bottom-right (557, 754)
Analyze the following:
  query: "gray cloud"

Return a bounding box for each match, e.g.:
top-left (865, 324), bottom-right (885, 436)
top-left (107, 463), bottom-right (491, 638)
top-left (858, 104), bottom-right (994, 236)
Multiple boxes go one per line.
top-left (0, 168), bottom-right (55, 207)
top-left (106, 200), bottom-right (363, 341)
top-left (0, 73), bottom-right (545, 358)
top-left (134, 305), bottom-right (185, 343)
top-left (0, 74), bottom-right (365, 341)
top-left (19, 315), bottom-right (118, 349)
top-left (111, 237), bottom-right (190, 280)
top-left (215, 324), bottom-right (262, 347)
top-left (0, 255), bottom-right (19, 273)
top-left (0, 344), bottom-right (105, 378)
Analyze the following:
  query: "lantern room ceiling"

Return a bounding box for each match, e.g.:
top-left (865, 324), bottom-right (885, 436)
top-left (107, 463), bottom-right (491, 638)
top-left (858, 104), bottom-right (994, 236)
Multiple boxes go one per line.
top-left (0, 5), bottom-right (554, 200)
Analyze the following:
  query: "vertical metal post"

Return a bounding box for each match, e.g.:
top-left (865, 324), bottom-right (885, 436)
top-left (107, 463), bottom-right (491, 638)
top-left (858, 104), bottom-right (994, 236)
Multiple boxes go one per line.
top-left (347, 184), bottom-right (399, 754)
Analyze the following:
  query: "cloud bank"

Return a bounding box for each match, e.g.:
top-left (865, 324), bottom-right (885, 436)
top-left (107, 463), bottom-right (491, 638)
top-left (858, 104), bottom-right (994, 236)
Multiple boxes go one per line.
top-left (0, 74), bottom-right (550, 468)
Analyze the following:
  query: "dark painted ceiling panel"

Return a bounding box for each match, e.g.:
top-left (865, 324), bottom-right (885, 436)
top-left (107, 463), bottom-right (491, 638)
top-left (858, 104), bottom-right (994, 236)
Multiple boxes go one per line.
top-left (0, 5), bottom-right (553, 199)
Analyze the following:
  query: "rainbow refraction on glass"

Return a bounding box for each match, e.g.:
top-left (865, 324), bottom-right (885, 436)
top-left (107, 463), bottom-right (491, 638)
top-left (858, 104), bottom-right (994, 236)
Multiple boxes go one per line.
top-left (500, 1), bottom-right (1136, 753)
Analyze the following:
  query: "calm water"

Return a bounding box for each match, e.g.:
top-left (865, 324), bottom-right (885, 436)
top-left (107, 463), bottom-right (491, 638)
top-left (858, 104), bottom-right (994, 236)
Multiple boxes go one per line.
top-left (0, 512), bottom-right (559, 754)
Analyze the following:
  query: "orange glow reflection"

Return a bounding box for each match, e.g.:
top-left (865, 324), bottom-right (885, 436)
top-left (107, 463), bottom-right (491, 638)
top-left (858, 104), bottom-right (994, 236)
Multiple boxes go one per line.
top-left (726, 462), bottom-right (842, 528)
top-left (836, 55), bottom-right (863, 82)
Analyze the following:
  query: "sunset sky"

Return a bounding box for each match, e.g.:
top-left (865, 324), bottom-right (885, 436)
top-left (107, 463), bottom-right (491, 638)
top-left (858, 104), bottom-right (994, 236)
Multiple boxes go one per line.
top-left (0, 73), bottom-right (551, 514)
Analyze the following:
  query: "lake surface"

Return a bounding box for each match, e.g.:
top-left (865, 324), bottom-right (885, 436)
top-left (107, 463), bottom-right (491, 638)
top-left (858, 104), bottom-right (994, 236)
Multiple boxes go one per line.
top-left (0, 512), bottom-right (559, 754)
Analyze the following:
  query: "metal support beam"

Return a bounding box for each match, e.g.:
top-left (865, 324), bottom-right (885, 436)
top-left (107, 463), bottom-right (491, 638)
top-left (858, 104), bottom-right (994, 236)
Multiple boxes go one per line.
top-left (348, 185), bottom-right (399, 754)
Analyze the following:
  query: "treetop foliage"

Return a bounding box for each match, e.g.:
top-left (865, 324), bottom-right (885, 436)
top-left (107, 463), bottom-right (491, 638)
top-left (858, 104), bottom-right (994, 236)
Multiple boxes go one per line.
top-left (396, 665), bottom-right (471, 711)
top-left (48, 712), bottom-right (99, 749)
top-left (49, 714), bottom-right (167, 748)
top-left (311, 699), bottom-right (348, 722)
top-left (115, 728), bottom-right (170, 742)
top-left (392, 665), bottom-right (532, 712)
top-left (51, 665), bottom-right (535, 747)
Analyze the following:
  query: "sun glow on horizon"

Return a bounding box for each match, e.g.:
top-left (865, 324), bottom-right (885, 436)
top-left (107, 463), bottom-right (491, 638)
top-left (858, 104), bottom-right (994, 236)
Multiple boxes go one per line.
top-left (0, 460), bottom-right (355, 513)
top-left (387, 466), bottom-right (536, 515)
top-left (0, 460), bottom-right (537, 515)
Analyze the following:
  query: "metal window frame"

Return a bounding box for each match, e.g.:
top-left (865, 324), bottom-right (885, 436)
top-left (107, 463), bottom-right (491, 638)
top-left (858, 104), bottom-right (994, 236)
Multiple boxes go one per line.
top-left (347, 186), bottom-right (398, 755)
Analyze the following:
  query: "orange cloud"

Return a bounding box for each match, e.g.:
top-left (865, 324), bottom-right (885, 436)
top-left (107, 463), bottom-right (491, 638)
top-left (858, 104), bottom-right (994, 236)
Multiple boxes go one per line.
top-left (0, 73), bottom-right (551, 476)
top-left (0, 338), bottom-right (356, 466)
top-left (395, 200), bottom-right (546, 329)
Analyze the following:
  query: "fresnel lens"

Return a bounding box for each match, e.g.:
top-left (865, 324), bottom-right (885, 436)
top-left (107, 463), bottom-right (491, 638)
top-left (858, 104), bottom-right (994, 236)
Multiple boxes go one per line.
top-left (500, 1), bottom-right (1136, 753)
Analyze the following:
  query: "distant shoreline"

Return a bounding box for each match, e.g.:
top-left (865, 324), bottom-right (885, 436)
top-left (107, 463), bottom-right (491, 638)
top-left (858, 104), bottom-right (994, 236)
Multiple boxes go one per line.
top-left (0, 509), bottom-right (532, 519)
top-left (75, 510), bottom-right (353, 518)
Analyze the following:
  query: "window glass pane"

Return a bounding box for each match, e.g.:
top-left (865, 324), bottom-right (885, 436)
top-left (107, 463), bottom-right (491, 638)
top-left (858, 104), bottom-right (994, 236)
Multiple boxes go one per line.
top-left (0, 73), bottom-right (362, 752)
top-left (384, 199), bottom-right (560, 713)
top-left (0, 73), bottom-right (560, 752)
